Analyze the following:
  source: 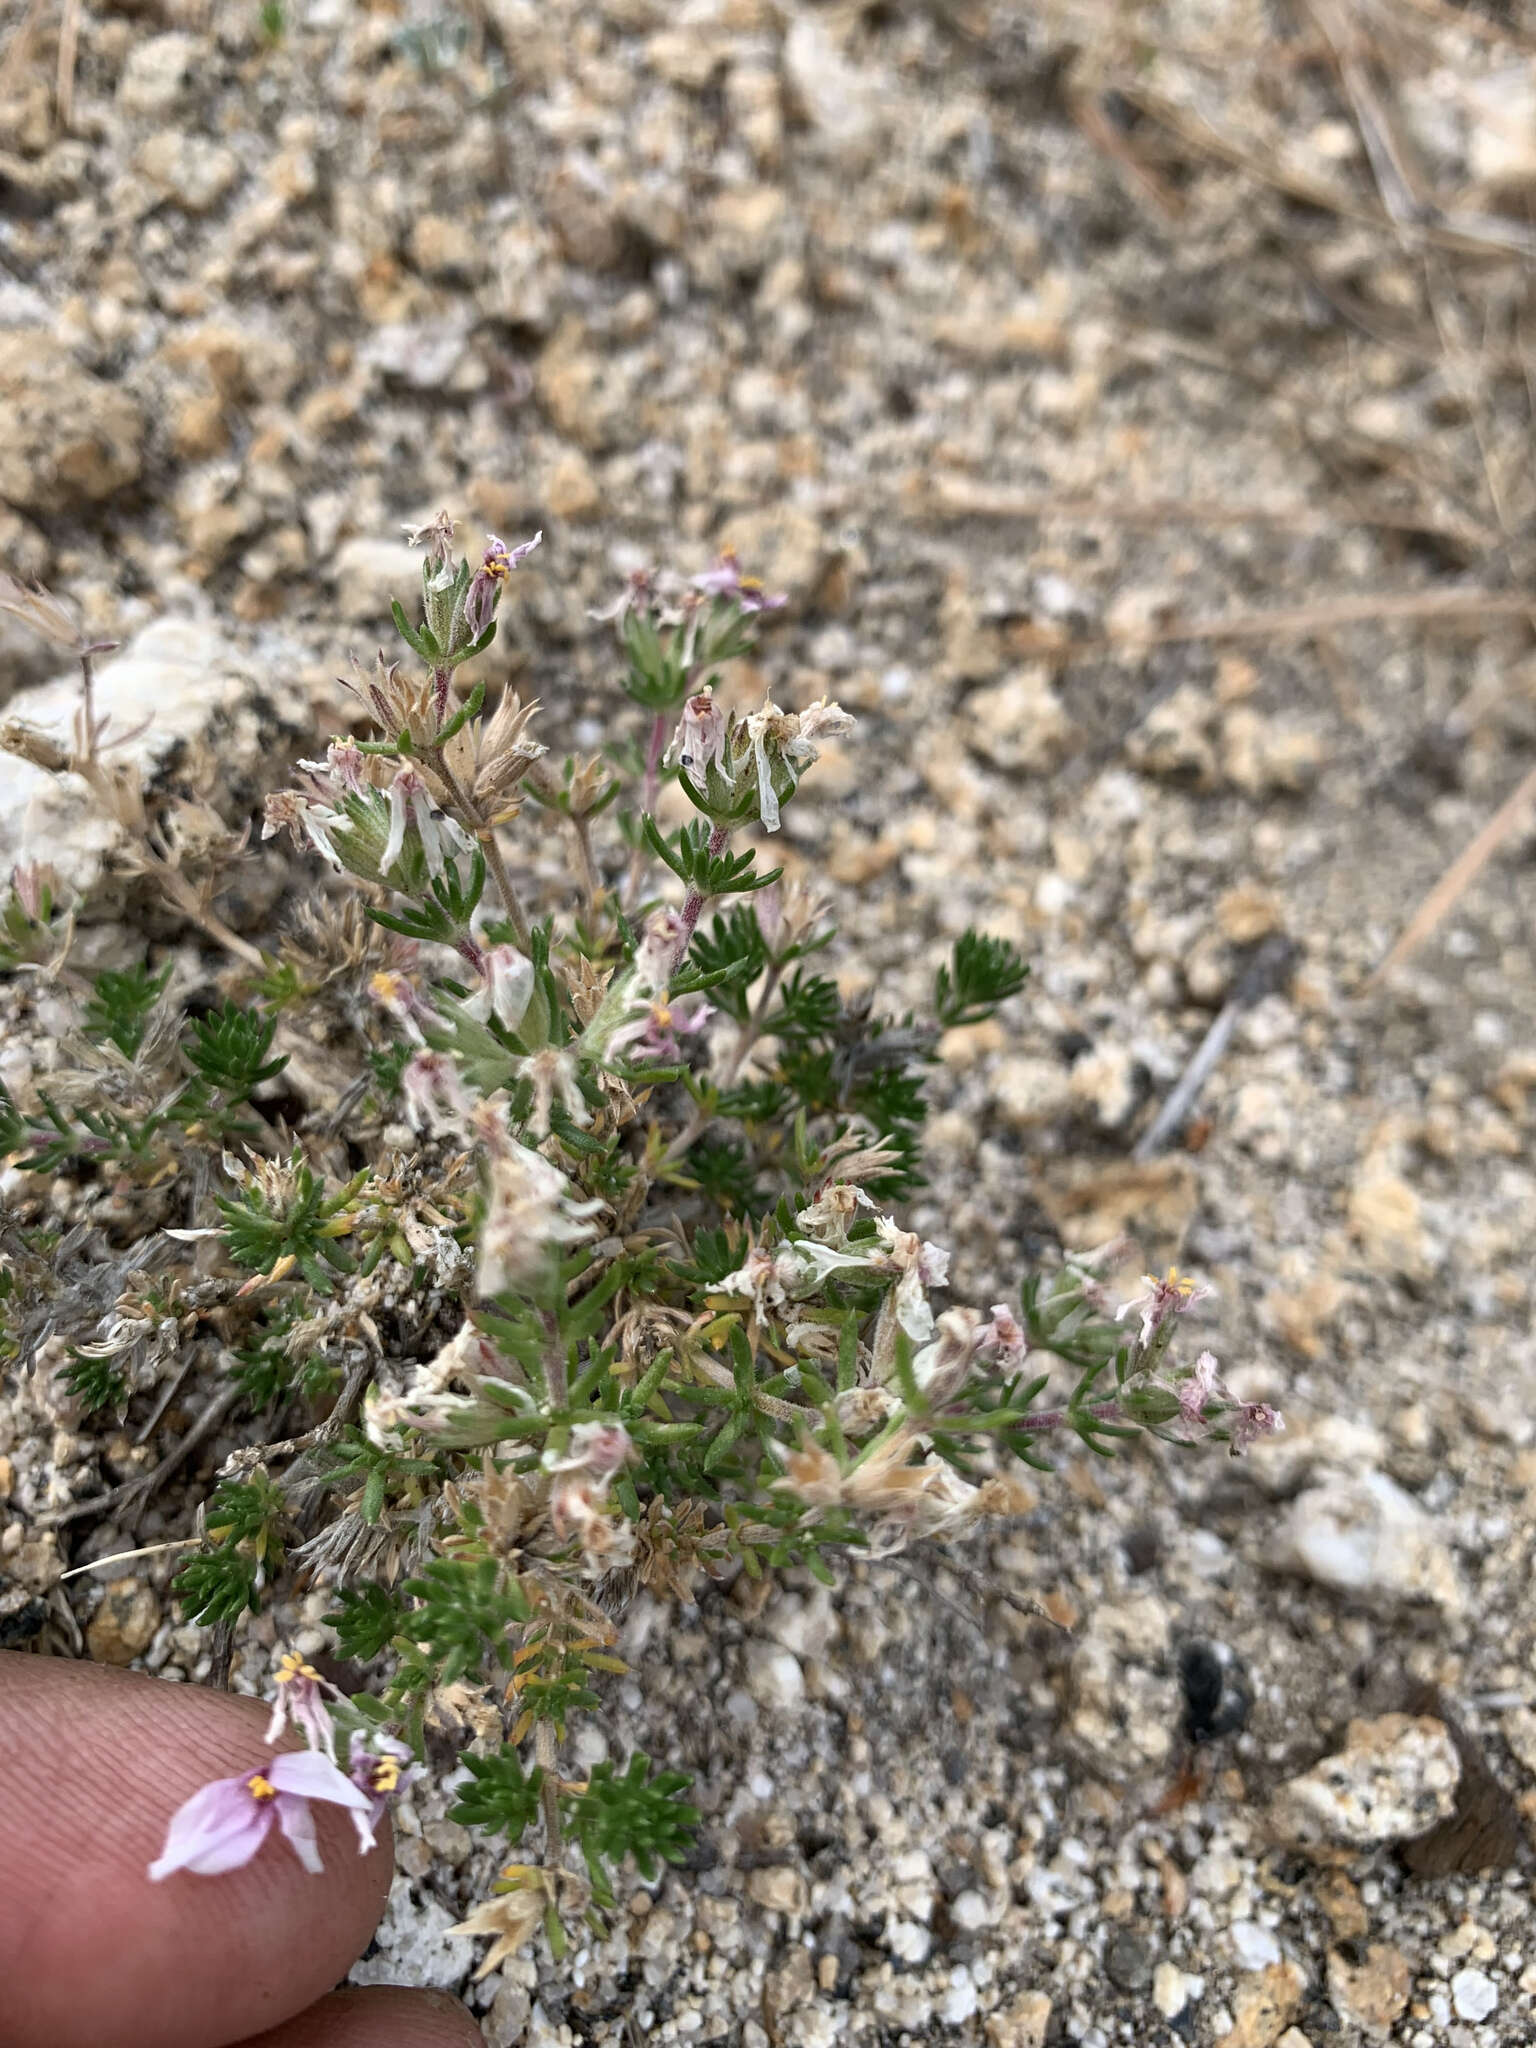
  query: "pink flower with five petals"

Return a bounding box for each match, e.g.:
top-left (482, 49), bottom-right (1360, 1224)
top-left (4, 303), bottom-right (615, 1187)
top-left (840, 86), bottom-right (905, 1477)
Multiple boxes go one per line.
top-left (147, 1750), bottom-right (375, 1881)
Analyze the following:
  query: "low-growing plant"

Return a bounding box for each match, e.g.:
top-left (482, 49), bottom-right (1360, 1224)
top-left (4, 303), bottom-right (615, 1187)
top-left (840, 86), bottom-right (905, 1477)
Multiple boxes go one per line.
top-left (0, 534), bottom-right (1279, 1961)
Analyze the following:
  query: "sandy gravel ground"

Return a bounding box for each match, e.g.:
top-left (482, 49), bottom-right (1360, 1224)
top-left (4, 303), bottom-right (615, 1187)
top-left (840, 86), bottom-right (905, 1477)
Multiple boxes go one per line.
top-left (3, 0), bottom-right (1536, 2042)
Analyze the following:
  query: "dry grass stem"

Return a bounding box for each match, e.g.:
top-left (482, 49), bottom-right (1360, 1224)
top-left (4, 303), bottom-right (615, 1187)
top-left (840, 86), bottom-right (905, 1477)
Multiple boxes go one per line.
top-left (1368, 760), bottom-right (1536, 987)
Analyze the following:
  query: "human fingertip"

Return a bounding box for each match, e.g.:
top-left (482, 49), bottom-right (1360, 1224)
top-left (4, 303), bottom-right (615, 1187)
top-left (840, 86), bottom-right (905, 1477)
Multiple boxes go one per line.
top-left (237, 1985), bottom-right (484, 2047)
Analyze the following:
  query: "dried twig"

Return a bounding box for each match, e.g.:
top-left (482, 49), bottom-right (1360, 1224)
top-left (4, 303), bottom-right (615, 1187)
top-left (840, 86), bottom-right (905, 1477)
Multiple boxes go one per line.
top-left (0, 0), bottom-right (47, 97)
top-left (910, 470), bottom-right (1490, 547)
top-left (54, 0), bottom-right (79, 129)
top-left (217, 1351), bottom-right (377, 1477)
top-left (1123, 83), bottom-right (1536, 262)
top-left (1069, 90), bottom-right (1186, 224)
top-left (1134, 936), bottom-right (1298, 1159)
top-left (46, 1381), bottom-right (245, 1531)
top-left (1015, 586), bottom-right (1536, 660)
top-left (1367, 761), bottom-right (1536, 986)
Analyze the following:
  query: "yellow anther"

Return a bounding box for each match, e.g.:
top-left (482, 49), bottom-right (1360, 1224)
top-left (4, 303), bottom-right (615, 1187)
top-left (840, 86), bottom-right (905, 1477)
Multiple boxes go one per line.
top-left (247, 1773), bottom-right (277, 1801)
top-left (277, 1652), bottom-right (320, 1685)
top-left (654, 1005), bottom-right (673, 1029)
top-left (371, 1757), bottom-right (402, 1793)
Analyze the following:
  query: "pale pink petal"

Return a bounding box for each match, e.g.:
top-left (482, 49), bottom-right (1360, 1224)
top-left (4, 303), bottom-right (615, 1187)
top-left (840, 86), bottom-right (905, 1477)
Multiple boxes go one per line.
top-left (147, 1775), bottom-right (273, 1881)
top-left (267, 1748), bottom-right (374, 1810)
top-left (275, 1792), bottom-right (324, 1874)
top-left (349, 1803), bottom-right (380, 1855)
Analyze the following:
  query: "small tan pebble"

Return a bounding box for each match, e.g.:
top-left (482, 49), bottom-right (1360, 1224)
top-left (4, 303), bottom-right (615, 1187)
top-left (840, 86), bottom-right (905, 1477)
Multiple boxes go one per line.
top-left (0, 1457), bottom-right (12, 1502)
top-left (395, 1834), bottom-right (433, 1878)
top-left (1215, 883), bottom-right (1285, 943)
top-left (1326, 1943), bottom-right (1413, 2037)
top-left (422, 1819), bottom-right (471, 1865)
top-left (1314, 1870), bottom-right (1368, 1941)
top-left (746, 1864), bottom-right (809, 1916)
top-left (1214, 1962), bottom-right (1303, 2048)
top-left (983, 1988), bottom-right (1051, 2048)
top-left (629, 1891), bottom-right (652, 1916)
top-left (86, 1578), bottom-right (161, 1665)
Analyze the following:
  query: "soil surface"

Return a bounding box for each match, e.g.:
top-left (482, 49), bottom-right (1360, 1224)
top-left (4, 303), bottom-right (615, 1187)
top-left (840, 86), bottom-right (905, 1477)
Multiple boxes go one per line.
top-left (3, 0), bottom-right (1536, 2043)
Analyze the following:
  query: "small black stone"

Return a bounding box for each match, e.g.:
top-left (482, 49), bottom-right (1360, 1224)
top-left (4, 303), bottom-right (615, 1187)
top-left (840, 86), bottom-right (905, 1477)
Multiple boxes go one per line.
top-left (1103, 1928), bottom-right (1155, 1993)
top-left (1122, 1522), bottom-right (1162, 1576)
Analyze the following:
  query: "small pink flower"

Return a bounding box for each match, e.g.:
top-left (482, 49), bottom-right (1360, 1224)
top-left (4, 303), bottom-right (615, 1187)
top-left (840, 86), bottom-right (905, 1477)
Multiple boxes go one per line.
top-left (369, 968), bottom-right (435, 1045)
top-left (1116, 1267), bottom-right (1210, 1351)
top-left (383, 767), bottom-right (466, 879)
top-left (1173, 1350), bottom-right (1225, 1440)
top-left (403, 510), bottom-right (457, 565)
top-left (1230, 1402), bottom-right (1284, 1455)
top-left (263, 1651), bottom-right (338, 1761)
top-left (607, 993), bottom-right (714, 1067)
top-left (401, 1049), bottom-right (473, 1135)
top-left (262, 790), bottom-right (345, 871)
top-left (693, 549), bottom-right (787, 613)
top-left (632, 909), bottom-right (688, 994)
top-left (589, 566), bottom-right (657, 625)
top-left (147, 1751), bottom-right (375, 1881)
top-left (667, 690), bottom-right (731, 780)
top-left (465, 531), bottom-right (542, 637)
top-left (347, 1732), bottom-right (419, 1850)
top-left (544, 1419), bottom-right (635, 1484)
top-left (977, 1304), bottom-right (1027, 1372)
top-left (464, 943), bottom-right (534, 1032)
top-left (321, 736), bottom-right (368, 795)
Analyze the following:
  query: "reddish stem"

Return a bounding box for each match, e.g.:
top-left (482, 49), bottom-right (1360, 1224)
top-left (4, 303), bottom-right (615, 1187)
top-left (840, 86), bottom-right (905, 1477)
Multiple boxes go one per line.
top-left (1015, 1399), bottom-right (1125, 1434)
top-left (670, 823), bottom-right (728, 972)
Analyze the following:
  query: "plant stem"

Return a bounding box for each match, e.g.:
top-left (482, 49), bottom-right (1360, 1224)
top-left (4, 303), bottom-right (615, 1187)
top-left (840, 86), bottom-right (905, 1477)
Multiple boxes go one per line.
top-left (1015, 1399), bottom-right (1126, 1434)
top-left (569, 813), bottom-right (600, 919)
top-left (193, 903), bottom-right (268, 971)
top-left (657, 956), bottom-right (783, 1170)
top-left (670, 822), bottom-right (728, 971)
top-left (623, 711), bottom-right (670, 910)
top-left (536, 1720), bottom-right (562, 1852)
top-left (432, 750), bottom-right (532, 950)
top-left (78, 649), bottom-right (98, 767)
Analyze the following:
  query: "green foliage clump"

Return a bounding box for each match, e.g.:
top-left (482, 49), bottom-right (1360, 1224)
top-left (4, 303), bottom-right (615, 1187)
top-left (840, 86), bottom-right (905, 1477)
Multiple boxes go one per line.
top-left (0, 522), bottom-right (1275, 1967)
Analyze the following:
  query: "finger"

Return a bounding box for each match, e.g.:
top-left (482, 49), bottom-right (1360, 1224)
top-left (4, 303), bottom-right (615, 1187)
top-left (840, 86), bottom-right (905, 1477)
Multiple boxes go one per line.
top-left (238, 1988), bottom-right (483, 2048)
top-left (0, 1651), bottom-right (394, 2048)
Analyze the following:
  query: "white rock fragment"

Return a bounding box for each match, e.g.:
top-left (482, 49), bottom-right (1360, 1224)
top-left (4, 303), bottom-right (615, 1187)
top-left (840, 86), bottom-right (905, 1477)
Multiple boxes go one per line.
top-left (117, 32), bottom-right (198, 116)
top-left (1269, 1714), bottom-right (1460, 1849)
top-left (1152, 1961), bottom-right (1190, 2019)
top-left (330, 537), bottom-right (425, 623)
top-left (1229, 1920), bottom-right (1281, 1971)
top-left (0, 618), bottom-right (292, 898)
top-left (1272, 1470), bottom-right (1463, 1614)
top-left (950, 1889), bottom-right (991, 1933)
top-left (782, 15), bottom-right (882, 167)
top-left (1450, 1967), bottom-right (1499, 2022)
top-left (745, 1642), bottom-right (805, 1711)
top-left (347, 1873), bottom-right (474, 1989)
top-left (885, 1917), bottom-right (931, 1965)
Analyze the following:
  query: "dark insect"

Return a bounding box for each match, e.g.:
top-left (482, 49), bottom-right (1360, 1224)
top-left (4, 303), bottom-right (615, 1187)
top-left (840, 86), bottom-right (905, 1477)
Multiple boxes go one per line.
top-left (1178, 1638), bottom-right (1252, 1743)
